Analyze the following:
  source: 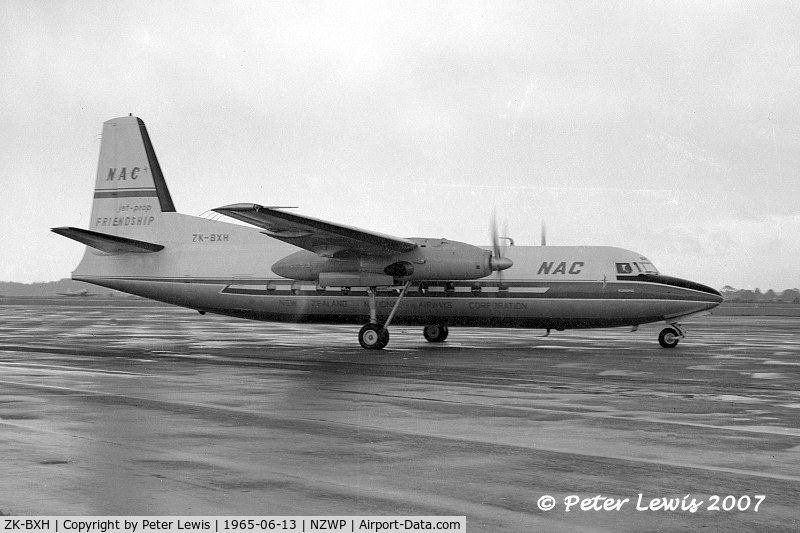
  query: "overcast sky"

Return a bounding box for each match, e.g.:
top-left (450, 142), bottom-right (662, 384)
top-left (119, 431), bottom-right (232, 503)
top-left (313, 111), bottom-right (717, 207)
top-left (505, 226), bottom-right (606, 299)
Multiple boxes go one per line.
top-left (2, 1), bottom-right (799, 289)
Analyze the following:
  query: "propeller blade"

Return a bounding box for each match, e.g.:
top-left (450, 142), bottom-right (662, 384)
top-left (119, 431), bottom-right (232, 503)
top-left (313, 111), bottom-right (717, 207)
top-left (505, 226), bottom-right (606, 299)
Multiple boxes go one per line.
top-left (490, 210), bottom-right (501, 259)
top-left (541, 220), bottom-right (547, 246)
top-left (489, 210), bottom-right (513, 272)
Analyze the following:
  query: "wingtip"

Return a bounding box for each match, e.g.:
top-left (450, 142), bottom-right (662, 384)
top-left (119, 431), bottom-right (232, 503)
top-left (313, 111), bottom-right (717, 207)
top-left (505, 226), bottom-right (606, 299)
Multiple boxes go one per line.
top-left (212, 203), bottom-right (262, 213)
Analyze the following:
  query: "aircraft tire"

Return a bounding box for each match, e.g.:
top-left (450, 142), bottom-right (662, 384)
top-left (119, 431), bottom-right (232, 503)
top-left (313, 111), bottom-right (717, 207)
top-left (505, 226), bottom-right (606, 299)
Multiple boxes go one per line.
top-left (423, 324), bottom-right (449, 343)
top-left (658, 327), bottom-right (680, 348)
top-left (378, 327), bottom-right (390, 348)
top-left (359, 324), bottom-right (389, 349)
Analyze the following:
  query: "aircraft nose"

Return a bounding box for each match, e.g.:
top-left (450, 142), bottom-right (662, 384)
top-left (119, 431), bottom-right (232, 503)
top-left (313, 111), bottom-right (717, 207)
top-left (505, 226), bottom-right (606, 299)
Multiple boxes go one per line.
top-left (642, 274), bottom-right (723, 304)
top-left (689, 280), bottom-right (723, 303)
top-left (708, 286), bottom-right (724, 303)
top-left (490, 256), bottom-right (513, 271)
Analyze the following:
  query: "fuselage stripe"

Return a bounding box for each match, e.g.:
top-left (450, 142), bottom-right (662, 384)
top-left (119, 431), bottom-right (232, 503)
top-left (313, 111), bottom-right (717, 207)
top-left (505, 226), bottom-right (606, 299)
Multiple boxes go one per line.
top-left (73, 276), bottom-right (720, 302)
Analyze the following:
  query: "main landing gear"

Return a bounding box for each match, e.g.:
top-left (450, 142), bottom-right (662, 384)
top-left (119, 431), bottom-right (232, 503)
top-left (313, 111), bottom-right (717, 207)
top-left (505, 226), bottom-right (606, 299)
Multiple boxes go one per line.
top-left (358, 282), bottom-right (412, 350)
top-left (658, 324), bottom-right (685, 348)
top-left (358, 323), bottom-right (390, 349)
top-left (357, 283), bottom-right (452, 350)
top-left (423, 324), bottom-right (449, 343)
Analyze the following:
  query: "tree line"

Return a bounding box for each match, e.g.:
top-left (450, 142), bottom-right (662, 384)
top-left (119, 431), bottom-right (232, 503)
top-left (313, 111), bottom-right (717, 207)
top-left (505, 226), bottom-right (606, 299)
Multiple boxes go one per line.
top-left (721, 286), bottom-right (800, 304)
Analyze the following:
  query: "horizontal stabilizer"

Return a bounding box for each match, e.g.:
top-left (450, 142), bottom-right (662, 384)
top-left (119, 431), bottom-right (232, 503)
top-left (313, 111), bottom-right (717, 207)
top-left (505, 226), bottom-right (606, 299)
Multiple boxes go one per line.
top-left (51, 227), bottom-right (164, 254)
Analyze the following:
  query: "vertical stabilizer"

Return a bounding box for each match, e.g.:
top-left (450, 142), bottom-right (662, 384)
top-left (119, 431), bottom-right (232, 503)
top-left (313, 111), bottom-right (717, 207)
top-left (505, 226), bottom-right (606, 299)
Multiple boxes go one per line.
top-left (90, 116), bottom-right (176, 237)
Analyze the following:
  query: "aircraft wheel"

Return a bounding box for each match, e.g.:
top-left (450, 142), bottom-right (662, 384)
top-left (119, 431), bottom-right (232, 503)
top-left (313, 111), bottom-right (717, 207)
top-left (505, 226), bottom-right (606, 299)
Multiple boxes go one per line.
top-left (359, 324), bottom-right (389, 350)
top-left (423, 324), bottom-right (449, 343)
top-left (658, 327), bottom-right (680, 348)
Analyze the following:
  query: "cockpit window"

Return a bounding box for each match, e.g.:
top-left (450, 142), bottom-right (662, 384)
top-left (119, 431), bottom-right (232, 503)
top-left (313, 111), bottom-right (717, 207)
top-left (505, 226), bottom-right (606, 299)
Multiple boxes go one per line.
top-left (637, 261), bottom-right (659, 274)
top-left (616, 263), bottom-right (634, 274)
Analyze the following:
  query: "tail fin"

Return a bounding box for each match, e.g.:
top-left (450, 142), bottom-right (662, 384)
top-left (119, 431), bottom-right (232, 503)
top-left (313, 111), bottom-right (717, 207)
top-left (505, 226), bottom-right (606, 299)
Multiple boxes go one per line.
top-left (89, 115), bottom-right (176, 236)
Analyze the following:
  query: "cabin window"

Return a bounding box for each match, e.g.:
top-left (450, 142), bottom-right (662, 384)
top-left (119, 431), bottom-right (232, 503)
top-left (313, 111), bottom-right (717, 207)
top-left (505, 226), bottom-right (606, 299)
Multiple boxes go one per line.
top-left (616, 263), bottom-right (633, 274)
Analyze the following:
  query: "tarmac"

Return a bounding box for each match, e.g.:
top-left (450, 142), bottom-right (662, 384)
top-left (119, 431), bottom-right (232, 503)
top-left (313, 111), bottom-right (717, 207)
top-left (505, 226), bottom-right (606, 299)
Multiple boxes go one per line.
top-left (0, 300), bottom-right (798, 531)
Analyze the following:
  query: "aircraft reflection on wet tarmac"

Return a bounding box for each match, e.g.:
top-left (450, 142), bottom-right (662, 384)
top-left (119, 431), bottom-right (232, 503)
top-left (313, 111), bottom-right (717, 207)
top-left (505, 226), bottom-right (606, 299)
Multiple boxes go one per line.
top-left (0, 303), bottom-right (798, 532)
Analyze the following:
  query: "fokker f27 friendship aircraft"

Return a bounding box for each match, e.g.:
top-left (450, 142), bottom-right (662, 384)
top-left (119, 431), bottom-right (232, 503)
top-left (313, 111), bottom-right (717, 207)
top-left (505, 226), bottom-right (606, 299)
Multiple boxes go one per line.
top-left (53, 116), bottom-right (723, 350)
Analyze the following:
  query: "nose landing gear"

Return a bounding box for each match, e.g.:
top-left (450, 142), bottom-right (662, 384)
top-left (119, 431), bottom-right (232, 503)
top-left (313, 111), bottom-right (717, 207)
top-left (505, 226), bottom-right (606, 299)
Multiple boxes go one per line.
top-left (658, 324), bottom-right (685, 348)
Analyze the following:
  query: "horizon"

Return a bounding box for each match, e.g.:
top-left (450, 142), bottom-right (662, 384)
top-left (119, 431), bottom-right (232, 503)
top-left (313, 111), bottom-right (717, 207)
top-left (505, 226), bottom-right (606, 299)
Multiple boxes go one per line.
top-left (2, 2), bottom-right (799, 290)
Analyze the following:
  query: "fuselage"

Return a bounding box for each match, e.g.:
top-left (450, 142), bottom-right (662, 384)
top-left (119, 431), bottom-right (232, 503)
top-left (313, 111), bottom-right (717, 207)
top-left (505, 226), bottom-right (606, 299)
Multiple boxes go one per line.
top-left (72, 212), bottom-right (723, 330)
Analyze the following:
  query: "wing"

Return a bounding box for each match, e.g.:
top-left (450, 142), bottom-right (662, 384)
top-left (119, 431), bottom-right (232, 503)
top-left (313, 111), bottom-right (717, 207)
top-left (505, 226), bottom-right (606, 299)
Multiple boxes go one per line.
top-left (213, 203), bottom-right (417, 257)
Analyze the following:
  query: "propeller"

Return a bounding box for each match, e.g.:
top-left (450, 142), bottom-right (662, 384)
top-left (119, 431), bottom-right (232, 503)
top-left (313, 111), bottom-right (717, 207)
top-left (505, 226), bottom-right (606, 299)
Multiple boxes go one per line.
top-left (541, 219), bottom-right (547, 246)
top-left (489, 211), bottom-right (514, 273)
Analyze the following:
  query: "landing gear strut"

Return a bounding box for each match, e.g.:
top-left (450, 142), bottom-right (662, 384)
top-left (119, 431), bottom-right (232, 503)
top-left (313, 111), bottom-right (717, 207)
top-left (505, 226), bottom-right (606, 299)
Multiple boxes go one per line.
top-left (359, 281), bottom-right (412, 350)
top-left (423, 324), bottom-right (449, 343)
top-left (658, 324), bottom-right (685, 348)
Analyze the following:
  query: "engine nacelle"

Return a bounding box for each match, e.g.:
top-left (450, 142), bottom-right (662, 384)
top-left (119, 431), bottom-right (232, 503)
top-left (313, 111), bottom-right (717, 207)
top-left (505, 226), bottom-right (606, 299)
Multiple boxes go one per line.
top-left (271, 238), bottom-right (500, 283)
top-left (403, 239), bottom-right (493, 280)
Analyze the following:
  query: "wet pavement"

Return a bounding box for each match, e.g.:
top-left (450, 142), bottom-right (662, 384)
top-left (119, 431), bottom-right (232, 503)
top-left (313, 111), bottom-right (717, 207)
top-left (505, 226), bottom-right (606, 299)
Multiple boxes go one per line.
top-left (0, 301), bottom-right (798, 531)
